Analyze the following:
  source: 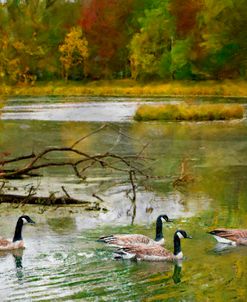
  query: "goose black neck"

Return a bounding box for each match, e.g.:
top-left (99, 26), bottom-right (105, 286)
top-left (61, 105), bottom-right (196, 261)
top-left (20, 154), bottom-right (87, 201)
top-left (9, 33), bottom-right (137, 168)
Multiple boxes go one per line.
top-left (173, 234), bottom-right (182, 256)
top-left (13, 218), bottom-right (23, 242)
top-left (155, 216), bottom-right (163, 241)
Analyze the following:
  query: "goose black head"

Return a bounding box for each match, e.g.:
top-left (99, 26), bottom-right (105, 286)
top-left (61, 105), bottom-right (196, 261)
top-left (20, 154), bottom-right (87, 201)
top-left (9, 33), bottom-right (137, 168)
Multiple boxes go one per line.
top-left (175, 230), bottom-right (192, 239)
top-left (19, 215), bottom-right (35, 225)
top-left (159, 214), bottom-right (173, 223)
top-left (155, 214), bottom-right (173, 242)
top-left (13, 216), bottom-right (35, 242)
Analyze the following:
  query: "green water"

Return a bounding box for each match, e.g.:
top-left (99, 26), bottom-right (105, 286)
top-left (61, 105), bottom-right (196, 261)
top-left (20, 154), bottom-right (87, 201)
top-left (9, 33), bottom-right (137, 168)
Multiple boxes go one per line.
top-left (0, 98), bottom-right (246, 301)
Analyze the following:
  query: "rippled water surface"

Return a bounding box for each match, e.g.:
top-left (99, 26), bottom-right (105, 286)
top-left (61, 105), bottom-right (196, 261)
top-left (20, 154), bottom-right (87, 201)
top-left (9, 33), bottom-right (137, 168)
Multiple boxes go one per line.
top-left (0, 96), bottom-right (246, 301)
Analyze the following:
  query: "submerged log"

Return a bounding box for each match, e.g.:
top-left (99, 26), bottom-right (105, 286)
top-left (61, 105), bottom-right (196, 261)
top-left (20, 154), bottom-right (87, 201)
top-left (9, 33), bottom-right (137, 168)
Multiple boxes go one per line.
top-left (0, 193), bottom-right (107, 211)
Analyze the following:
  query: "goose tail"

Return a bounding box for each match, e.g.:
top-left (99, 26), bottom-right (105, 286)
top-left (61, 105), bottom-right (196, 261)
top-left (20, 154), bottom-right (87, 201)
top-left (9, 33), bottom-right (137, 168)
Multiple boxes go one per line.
top-left (98, 235), bottom-right (114, 243)
top-left (113, 248), bottom-right (137, 260)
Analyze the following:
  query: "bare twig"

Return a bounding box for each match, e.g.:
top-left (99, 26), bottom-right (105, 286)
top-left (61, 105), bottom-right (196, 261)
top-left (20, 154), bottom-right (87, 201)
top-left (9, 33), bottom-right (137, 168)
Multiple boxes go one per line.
top-left (61, 186), bottom-right (71, 199)
top-left (136, 142), bottom-right (150, 159)
top-left (128, 170), bottom-right (137, 225)
top-left (0, 181), bottom-right (5, 193)
top-left (70, 124), bottom-right (107, 148)
top-left (129, 170), bottom-right (136, 203)
top-left (92, 193), bottom-right (105, 203)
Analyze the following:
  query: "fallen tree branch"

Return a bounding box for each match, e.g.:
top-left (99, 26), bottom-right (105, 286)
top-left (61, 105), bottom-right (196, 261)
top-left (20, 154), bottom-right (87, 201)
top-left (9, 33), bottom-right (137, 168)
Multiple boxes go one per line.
top-left (0, 153), bottom-right (35, 166)
top-left (0, 126), bottom-right (153, 207)
top-left (0, 193), bottom-right (104, 208)
top-left (0, 148), bottom-right (148, 179)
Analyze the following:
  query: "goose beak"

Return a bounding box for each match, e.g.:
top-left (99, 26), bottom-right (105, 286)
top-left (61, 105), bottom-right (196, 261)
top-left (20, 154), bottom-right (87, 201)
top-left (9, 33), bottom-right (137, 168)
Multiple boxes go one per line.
top-left (29, 219), bottom-right (35, 224)
top-left (187, 235), bottom-right (192, 239)
top-left (167, 218), bottom-right (173, 222)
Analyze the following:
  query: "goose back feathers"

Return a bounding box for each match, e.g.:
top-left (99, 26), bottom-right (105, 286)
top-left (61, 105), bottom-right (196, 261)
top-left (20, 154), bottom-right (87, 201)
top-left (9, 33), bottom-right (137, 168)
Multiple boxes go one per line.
top-left (113, 230), bottom-right (192, 262)
top-left (99, 214), bottom-right (172, 247)
top-left (209, 228), bottom-right (247, 246)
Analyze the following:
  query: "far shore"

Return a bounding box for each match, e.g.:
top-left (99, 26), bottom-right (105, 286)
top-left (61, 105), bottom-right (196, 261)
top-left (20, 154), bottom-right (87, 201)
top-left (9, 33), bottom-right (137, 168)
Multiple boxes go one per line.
top-left (1, 79), bottom-right (247, 99)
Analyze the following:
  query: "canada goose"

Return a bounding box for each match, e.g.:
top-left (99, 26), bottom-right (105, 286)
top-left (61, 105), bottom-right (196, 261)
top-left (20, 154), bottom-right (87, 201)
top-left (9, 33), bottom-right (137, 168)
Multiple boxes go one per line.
top-left (208, 228), bottom-right (247, 246)
top-left (99, 214), bottom-right (173, 246)
top-left (0, 215), bottom-right (35, 250)
top-left (113, 230), bottom-right (192, 261)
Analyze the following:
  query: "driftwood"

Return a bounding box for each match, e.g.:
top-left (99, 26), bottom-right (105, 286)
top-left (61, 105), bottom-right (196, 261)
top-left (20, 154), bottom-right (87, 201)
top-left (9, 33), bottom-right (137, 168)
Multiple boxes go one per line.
top-left (0, 193), bottom-right (85, 205)
top-left (0, 125), bottom-right (151, 209)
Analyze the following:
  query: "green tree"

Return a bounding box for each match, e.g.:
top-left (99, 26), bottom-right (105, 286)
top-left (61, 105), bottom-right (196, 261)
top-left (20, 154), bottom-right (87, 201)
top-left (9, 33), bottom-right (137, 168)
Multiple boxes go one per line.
top-left (198, 0), bottom-right (247, 79)
top-left (129, 2), bottom-right (174, 80)
top-left (170, 39), bottom-right (193, 80)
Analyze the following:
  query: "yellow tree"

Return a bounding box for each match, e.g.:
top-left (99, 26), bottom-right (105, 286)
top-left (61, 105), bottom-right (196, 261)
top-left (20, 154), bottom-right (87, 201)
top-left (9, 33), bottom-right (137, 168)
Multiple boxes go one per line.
top-left (59, 27), bottom-right (89, 81)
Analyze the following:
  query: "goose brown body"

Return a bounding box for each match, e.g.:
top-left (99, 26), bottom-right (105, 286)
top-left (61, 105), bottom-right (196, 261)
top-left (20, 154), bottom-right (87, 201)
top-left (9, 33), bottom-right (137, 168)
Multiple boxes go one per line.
top-left (0, 238), bottom-right (24, 250)
top-left (209, 228), bottom-right (247, 245)
top-left (115, 244), bottom-right (176, 261)
top-left (113, 230), bottom-right (192, 262)
top-left (99, 214), bottom-right (172, 247)
top-left (100, 234), bottom-right (158, 246)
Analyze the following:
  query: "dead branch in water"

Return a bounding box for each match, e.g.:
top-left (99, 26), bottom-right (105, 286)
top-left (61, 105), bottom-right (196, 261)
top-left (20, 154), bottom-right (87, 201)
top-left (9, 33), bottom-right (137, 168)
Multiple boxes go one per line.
top-left (173, 158), bottom-right (194, 188)
top-left (0, 124), bottom-right (149, 180)
top-left (0, 147), bottom-right (147, 179)
top-left (0, 125), bottom-right (152, 207)
top-left (128, 170), bottom-right (137, 225)
top-left (0, 192), bottom-right (107, 211)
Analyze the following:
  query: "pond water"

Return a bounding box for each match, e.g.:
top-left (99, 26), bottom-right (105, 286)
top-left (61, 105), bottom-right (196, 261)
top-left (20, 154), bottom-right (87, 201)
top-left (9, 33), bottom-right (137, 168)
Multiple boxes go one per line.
top-left (0, 96), bottom-right (246, 301)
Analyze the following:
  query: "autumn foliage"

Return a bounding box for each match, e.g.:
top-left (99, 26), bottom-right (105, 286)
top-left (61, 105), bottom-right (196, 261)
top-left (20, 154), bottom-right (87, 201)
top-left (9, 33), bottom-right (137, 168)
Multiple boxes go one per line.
top-left (169, 0), bottom-right (203, 37)
top-left (59, 27), bottom-right (88, 80)
top-left (80, 0), bottom-right (134, 78)
top-left (0, 0), bottom-right (247, 82)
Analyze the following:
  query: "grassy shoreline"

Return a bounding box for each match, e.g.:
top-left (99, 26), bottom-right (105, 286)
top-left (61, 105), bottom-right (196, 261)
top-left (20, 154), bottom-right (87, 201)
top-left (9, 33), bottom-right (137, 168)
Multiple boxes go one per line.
top-left (134, 103), bottom-right (245, 121)
top-left (1, 79), bottom-right (247, 98)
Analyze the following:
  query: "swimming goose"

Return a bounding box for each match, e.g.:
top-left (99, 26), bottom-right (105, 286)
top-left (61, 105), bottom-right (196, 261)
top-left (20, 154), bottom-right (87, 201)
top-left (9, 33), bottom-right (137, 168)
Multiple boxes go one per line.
top-left (99, 214), bottom-right (173, 246)
top-left (209, 228), bottom-right (247, 246)
top-left (0, 215), bottom-right (35, 250)
top-left (113, 230), bottom-right (192, 261)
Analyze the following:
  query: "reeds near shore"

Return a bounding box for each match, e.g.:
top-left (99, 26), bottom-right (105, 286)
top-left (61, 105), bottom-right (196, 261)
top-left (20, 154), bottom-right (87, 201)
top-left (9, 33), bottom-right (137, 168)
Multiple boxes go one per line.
top-left (134, 103), bottom-right (245, 121)
top-left (1, 79), bottom-right (247, 97)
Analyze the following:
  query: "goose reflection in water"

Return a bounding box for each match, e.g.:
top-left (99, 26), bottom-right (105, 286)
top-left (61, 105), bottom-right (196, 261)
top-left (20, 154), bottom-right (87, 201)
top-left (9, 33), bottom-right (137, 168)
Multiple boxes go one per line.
top-left (141, 261), bottom-right (183, 285)
top-left (172, 261), bottom-right (183, 284)
top-left (0, 250), bottom-right (24, 280)
top-left (126, 260), bottom-right (184, 286)
top-left (212, 242), bottom-right (237, 254)
top-left (13, 250), bottom-right (24, 280)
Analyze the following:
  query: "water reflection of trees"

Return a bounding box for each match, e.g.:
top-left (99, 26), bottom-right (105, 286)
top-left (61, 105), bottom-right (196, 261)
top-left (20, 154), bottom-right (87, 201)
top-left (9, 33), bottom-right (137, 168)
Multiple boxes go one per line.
top-left (129, 121), bottom-right (247, 222)
top-left (47, 217), bottom-right (77, 234)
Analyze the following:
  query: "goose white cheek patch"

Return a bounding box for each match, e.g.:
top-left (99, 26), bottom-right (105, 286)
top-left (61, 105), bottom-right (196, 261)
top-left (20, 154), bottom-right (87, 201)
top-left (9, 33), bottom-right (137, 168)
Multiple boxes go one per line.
top-left (22, 218), bottom-right (29, 224)
top-left (176, 232), bottom-right (184, 239)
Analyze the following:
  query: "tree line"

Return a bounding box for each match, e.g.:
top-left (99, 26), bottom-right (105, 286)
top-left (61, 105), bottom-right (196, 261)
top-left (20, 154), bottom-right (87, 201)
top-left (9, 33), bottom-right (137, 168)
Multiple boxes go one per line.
top-left (0, 0), bottom-right (246, 83)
